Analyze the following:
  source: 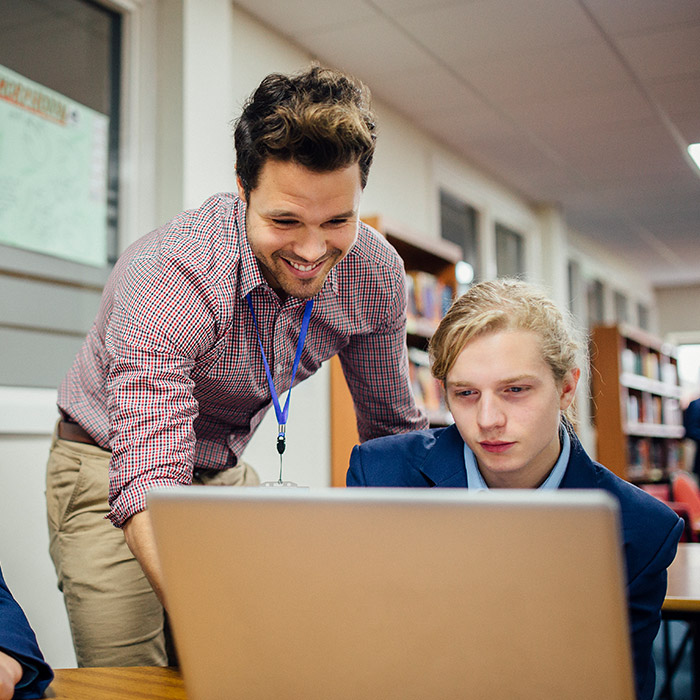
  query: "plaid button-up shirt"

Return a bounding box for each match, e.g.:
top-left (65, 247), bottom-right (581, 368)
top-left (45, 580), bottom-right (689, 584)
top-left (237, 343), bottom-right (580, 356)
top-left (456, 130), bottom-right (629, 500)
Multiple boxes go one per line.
top-left (58, 193), bottom-right (427, 526)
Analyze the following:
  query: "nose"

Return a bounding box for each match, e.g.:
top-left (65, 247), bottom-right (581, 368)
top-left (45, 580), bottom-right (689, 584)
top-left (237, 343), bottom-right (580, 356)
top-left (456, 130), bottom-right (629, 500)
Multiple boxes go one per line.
top-left (477, 394), bottom-right (505, 431)
top-left (292, 226), bottom-right (327, 262)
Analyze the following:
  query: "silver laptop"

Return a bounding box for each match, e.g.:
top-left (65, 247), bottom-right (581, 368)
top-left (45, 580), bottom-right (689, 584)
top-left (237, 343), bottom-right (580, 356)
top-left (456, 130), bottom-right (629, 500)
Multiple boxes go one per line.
top-left (148, 487), bottom-right (635, 700)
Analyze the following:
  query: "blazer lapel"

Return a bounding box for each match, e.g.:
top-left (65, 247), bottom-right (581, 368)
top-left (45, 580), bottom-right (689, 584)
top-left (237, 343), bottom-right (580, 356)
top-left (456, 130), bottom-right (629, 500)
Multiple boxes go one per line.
top-left (419, 424), bottom-right (468, 488)
top-left (559, 433), bottom-right (601, 489)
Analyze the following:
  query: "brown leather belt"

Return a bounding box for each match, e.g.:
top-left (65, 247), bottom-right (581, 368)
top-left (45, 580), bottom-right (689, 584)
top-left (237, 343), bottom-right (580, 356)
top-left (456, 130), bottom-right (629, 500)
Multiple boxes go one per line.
top-left (57, 419), bottom-right (104, 448)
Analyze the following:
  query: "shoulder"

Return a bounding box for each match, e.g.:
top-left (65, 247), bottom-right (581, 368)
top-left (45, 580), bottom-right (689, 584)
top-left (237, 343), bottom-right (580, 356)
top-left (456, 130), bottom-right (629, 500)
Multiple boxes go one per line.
top-left (358, 426), bottom-right (448, 456)
top-left (157, 193), bottom-right (240, 278)
top-left (118, 193), bottom-right (241, 283)
top-left (338, 221), bottom-right (405, 287)
top-left (349, 427), bottom-right (452, 486)
top-left (576, 452), bottom-right (682, 574)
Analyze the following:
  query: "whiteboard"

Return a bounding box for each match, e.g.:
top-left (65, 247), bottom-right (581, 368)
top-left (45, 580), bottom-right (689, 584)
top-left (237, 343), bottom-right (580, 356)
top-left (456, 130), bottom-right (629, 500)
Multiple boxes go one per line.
top-left (0, 64), bottom-right (109, 267)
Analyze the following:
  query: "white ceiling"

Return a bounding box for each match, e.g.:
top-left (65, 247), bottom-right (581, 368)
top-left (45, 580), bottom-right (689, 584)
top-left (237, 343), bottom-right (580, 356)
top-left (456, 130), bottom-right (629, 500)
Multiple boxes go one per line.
top-left (234, 0), bottom-right (700, 288)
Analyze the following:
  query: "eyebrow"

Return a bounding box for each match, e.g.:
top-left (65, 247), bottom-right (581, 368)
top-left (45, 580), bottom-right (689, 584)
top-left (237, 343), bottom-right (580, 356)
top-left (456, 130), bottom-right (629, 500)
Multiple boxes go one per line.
top-left (446, 374), bottom-right (540, 388)
top-left (264, 209), bottom-right (358, 220)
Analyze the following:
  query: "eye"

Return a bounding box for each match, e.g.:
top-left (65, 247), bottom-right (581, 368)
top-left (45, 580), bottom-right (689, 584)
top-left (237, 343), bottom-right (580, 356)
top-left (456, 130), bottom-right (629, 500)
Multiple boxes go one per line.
top-left (325, 218), bottom-right (351, 227)
top-left (506, 386), bottom-right (528, 394)
top-left (455, 389), bottom-right (477, 398)
top-left (272, 218), bottom-right (298, 227)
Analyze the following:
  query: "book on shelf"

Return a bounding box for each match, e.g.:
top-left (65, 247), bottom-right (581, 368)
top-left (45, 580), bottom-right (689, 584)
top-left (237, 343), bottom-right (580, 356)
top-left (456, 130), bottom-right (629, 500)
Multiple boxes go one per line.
top-left (642, 351), bottom-right (660, 381)
top-left (406, 270), bottom-right (452, 326)
top-left (627, 437), bottom-right (649, 480)
top-left (620, 347), bottom-right (638, 375)
top-left (662, 397), bottom-right (682, 426)
top-left (642, 393), bottom-right (654, 424)
top-left (666, 440), bottom-right (684, 471)
top-left (660, 361), bottom-right (679, 386)
top-left (408, 348), bottom-right (446, 416)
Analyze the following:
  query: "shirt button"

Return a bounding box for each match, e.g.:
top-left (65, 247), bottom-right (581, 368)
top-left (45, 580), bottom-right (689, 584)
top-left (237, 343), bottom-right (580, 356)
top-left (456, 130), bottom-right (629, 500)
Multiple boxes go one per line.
top-left (276, 364), bottom-right (284, 374)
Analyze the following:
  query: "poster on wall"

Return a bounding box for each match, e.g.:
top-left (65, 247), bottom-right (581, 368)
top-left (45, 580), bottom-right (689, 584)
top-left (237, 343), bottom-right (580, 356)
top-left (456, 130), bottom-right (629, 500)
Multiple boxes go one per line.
top-left (0, 64), bottom-right (109, 267)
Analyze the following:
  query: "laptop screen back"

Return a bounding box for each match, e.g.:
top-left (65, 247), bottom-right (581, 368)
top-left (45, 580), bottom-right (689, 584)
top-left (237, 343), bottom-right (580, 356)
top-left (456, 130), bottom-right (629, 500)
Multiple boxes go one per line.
top-left (148, 487), bottom-right (635, 700)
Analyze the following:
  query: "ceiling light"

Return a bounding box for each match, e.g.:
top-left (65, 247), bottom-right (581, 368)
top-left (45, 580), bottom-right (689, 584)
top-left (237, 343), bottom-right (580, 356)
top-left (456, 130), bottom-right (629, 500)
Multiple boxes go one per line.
top-left (455, 261), bottom-right (475, 286)
top-left (689, 143), bottom-right (700, 171)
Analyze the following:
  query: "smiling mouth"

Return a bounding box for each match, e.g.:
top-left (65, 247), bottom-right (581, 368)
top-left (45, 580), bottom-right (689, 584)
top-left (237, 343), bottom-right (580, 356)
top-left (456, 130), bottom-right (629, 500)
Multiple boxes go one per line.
top-left (286, 259), bottom-right (323, 273)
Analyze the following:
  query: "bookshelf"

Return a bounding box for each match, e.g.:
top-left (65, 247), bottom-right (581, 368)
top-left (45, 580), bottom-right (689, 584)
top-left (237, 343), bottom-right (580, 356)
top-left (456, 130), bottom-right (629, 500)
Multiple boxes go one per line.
top-left (591, 323), bottom-right (685, 483)
top-left (329, 215), bottom-right (462, 486)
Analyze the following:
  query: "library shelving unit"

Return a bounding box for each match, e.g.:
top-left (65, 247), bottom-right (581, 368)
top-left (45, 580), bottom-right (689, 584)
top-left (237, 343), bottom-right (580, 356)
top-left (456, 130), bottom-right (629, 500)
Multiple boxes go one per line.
top-left (591, 323), bottom-right (685, 483)
top-left (329, 215), bottom-right (462, 486)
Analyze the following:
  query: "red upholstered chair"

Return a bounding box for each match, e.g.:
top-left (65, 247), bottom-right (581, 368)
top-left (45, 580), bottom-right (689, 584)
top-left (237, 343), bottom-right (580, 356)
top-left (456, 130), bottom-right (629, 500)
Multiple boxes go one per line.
top-left (641, 482), bottom-right (695, 542)
top-left (670, 470), bottom-right (700, 541)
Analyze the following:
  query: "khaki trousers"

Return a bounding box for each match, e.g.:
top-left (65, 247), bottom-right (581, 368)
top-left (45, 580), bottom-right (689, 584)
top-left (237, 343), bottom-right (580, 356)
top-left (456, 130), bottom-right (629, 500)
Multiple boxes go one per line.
top-left (45, 427), bottom-right (259, 667)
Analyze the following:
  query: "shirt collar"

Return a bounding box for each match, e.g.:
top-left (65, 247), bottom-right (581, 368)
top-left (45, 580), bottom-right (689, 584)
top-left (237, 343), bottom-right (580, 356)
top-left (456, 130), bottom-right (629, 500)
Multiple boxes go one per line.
top-left (463, 423), bottom-right (570, 490)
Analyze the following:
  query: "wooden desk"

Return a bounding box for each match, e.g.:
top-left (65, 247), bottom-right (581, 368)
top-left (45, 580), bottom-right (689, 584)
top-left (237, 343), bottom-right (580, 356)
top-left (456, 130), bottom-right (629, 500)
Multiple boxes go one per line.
top-left (661, 542), bottom-right (700, 700)
top-left (45, 666), bottom-right (185, 699)
top-left (40, 548), bottom-right (699, 700)
top-left (664, 542), bottom-right (700, 613)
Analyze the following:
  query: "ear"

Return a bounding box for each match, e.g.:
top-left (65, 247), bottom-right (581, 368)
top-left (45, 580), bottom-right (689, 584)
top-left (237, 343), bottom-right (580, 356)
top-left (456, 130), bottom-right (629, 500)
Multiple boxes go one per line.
top-left (559, 368), bottom-right (580, 412)
top-left (235, 172), bottom-right (247, 201)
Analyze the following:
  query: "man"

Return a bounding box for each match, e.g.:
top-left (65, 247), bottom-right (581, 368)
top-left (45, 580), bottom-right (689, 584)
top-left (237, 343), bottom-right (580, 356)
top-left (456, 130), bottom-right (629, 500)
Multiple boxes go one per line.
top-left (0, 565), bottom-right (53, 700)
top-left (47, 65), bottom-right (427, 667)
top-left (348, 279), bottom-right (682, 700)
top-left (683, 394), bottom-right (700, 477)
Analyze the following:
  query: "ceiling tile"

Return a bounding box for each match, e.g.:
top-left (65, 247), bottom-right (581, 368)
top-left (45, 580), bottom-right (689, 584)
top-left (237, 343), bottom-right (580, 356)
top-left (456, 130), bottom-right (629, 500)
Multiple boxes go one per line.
top-left (233, 0), bottom-right (378, 35)
top-left (616, 23), bottom-right (700, 79)
top-left (505, 85), bottom-right (655, 135)
top-left (581, 0), bottom-right (700, 36)
top-left (292, 15), bottom-right (436, 78)
top-left (646, 73), bottom-right (700, 118)
top-left (455, 41), bottom-right (630, 107)
top-left (394, 0), bottom-right (599, 64)
top-left (368, 67), bottom-right (495, 121)
top-left (544, 121), bottom-right (685, 182)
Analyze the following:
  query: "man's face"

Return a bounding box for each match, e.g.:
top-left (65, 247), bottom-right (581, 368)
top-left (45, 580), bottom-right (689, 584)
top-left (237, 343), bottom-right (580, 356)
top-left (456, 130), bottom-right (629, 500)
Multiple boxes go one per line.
top-left (239, 159), bottom-right (362, 299)
top-left (444, 329), bottom-right (579, 489)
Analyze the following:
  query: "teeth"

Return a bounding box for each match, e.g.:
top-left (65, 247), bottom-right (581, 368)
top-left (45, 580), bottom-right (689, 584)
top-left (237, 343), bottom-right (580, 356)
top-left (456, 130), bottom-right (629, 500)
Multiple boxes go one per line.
top-left (288, 260), bottom-right (317, 272)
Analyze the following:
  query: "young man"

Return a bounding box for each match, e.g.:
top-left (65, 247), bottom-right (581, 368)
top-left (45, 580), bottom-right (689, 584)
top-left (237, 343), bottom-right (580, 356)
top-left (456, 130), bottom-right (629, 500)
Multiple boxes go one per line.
top-left (0, 565), bottom-right (53, 700)
top-left (348, 279), bottom-right (683, 700)
top-left (47, 65), bottom-right (427, 667)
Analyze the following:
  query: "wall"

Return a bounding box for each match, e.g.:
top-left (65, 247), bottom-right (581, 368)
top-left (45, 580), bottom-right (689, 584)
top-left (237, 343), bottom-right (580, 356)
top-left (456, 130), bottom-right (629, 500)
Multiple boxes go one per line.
top-left (0, 0), bottom-right (669, 670)
top-left (656, 284), bottom-right (700, 339)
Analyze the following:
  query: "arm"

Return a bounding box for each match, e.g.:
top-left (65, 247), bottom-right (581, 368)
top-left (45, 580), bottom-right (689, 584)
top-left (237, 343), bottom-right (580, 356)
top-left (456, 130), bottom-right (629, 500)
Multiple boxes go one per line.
top-left (339, 262), bottom-right (428, 441)
top-left (0, 652), bottom-right (22, 700)
top-left (0, 567), bottom-right (53, 700)
top-left (122, 509), bottom-right (167, 606)
top-left (346, 444), bottom-right (367, 486)
top-left (105, 251), bottom-right (218, 528)
top-left (683, 399), bottom-right (700, 441)
top-left (626, 516), bottom-right (684, 700)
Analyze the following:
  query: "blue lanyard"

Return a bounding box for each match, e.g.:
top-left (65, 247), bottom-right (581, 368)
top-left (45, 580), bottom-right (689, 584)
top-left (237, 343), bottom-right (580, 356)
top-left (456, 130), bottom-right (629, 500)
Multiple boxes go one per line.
top-left (246, 293), bottom-right (314, 456)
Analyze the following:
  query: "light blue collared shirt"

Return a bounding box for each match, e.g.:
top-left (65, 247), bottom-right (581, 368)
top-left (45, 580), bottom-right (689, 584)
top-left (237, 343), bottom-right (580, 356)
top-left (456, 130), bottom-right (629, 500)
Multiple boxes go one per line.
top-left (463, 425), bottom-right (571, 490)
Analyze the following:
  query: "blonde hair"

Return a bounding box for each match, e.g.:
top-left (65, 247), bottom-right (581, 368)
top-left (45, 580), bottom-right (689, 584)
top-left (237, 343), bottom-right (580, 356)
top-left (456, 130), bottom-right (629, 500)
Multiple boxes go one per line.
top-left (430, 279), bottom-right (586, 400)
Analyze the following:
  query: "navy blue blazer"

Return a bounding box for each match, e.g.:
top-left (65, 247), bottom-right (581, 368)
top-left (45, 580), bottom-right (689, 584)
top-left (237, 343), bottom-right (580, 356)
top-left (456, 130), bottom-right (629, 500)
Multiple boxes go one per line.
top-left (0, 565), bottom-right (53, 699)
top-left (683, 396), bottom-right (700, 475)
top-left (348, 424), bottom-right (684, 700)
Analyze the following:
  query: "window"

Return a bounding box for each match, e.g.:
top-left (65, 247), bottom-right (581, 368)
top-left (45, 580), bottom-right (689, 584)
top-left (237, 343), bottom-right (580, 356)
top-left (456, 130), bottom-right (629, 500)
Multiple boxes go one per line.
top-left (678, 344), bottom-right (700, 388)
top-left (586, 279), bottom-right (605, 327)
top-left (0, 0), bottom-right (122, 387)
top-left (495, 223), bottom-right (524, 278)
top-left (637, 303), bottom-right (649, 331)
top-left (440, 190), bottom-right (479, 292)
top-left (614, 291), bottom-right (629, 324)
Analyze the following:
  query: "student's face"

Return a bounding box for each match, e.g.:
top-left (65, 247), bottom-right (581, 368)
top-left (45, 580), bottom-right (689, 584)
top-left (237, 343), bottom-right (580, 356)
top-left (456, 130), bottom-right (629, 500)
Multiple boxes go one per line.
top-left (444, 329), bottom-right (579, 489)
top-left (239, 159), bottom-right (362, 299)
